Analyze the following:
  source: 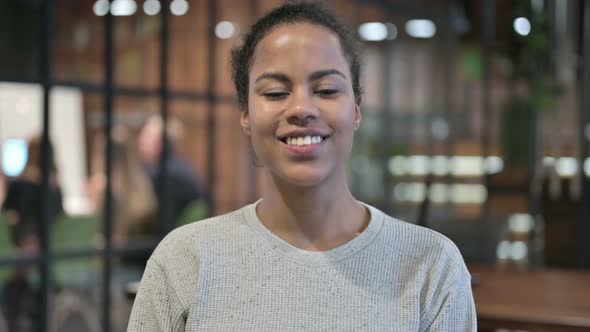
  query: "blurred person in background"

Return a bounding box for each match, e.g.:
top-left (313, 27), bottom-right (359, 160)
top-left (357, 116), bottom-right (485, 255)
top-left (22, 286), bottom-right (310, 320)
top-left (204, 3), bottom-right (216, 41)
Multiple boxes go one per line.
top-left (3, 135), bottom-right (63, 246)
top-left (129, 3), bottom-right (475, 331)
top-left (1, 135), bottom-right (63, 332)
top-left (86, 126), bottom-right (160, 330)
top-left (88, 126), bottom-right (159, 248)
top-left (137, 115), bottom-right (204, 230)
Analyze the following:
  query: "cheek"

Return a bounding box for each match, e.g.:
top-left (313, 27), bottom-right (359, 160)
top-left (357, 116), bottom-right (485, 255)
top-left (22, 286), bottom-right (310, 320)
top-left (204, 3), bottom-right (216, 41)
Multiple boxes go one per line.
top-left (332, 106), bottom-right (358, 155)
top-left (247, 103), bottom-right (278, 135)
top-left (333, 105), bottom-right (358, 134)
top-left (246, 110), bottom-right (275, 152)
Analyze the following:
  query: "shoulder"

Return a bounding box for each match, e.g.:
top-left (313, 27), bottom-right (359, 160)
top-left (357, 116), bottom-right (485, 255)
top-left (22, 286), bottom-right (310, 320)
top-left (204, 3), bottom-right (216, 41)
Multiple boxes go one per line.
top-left (370, 209), bottom-right (472, 311)
top-left (379, 211), bottom-right (461, 257)
top-left (149, 205), bottom-right (249, 266)
top-left (368, 205), bottom-right (469, 280)
top-left (140, 205), bottom-right (252, 309)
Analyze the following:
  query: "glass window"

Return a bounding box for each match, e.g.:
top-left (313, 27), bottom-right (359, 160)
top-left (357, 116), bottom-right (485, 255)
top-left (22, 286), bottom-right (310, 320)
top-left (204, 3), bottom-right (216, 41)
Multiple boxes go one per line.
top-left (169, 0), bottom-right (209, 92)
top-left (0, 1), bottom-right (42, 81)
top-left (54, 1), bottom-right (105, 84)
top-left (114, 14), bottom-right (161, 89)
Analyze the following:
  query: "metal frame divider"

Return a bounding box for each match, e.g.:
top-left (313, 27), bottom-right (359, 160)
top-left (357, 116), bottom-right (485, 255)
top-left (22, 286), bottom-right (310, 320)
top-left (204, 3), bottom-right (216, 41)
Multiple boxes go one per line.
top-left (416, 39), bottom-right (438, 227)
top-left (101, 3), bottom-right (115, 331)
top-left (481, 0), bottom-right (495, 228)
top-left (579, 0), bottom-right (590, 269)
top-left (39, 1), bottom-right (55, 330)
top-left (379, 42), bottom-right (395, 215)
top-left (443, 8), bottom-right (456, 210)
top-left (158, 0), bottom-right (172, 236)
top-left (206, 0), bottom-right (218, 215)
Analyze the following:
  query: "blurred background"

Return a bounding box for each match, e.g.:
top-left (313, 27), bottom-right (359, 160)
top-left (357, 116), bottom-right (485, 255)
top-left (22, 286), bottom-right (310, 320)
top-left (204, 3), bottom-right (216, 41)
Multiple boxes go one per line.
top-left (0, 0), bottom-right (589, 331)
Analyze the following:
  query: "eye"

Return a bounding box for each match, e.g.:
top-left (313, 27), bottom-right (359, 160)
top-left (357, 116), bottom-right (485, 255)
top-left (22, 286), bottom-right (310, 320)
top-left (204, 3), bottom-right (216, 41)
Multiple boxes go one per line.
top-left (315, 89), bottom-right (339, 97)
top-left (262, 91), bottom-right (289, 101)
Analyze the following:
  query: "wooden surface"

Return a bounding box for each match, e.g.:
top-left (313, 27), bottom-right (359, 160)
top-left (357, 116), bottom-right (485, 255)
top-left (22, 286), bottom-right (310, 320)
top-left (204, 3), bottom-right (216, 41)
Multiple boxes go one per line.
top-left (470, 265), bottom-right (590, 331)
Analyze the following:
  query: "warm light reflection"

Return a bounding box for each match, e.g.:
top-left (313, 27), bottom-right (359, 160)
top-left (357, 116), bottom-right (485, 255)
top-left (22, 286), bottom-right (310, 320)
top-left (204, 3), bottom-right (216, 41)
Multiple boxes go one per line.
top-left (508, 213), bottom-right (534, 233)
top-left (392, 182), bottom-right (487, 204)
top-left (497, 240), bottom-right (528, 261)
top-left (556, 157), bottom-right (578, 177)
top-left (388, 155), bottom-right (504, 177)
top-left (511, 241), bottom-right (528, 260)
top-left (389, 155), bottom-right (590, 177)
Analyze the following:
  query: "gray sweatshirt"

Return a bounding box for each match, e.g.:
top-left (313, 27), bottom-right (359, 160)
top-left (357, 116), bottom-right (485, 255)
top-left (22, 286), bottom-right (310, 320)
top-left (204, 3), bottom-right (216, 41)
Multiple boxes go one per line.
top-left (128, 201), bottom-right (476, 331)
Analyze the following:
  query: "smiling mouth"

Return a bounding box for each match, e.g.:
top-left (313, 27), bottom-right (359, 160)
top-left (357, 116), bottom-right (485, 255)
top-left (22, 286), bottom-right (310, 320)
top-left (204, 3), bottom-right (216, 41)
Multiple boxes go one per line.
top-left (278, 135), bottom-right (330, 146)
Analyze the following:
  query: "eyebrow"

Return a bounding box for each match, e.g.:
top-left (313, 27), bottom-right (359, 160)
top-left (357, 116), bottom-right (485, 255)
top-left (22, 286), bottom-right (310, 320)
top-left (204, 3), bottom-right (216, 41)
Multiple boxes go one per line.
top-left (254, 72), bottom-right (290, 84)
top-left (254, 69), bottom-right (347, 84)
top-left (309, 69), bottom-right (347, 81)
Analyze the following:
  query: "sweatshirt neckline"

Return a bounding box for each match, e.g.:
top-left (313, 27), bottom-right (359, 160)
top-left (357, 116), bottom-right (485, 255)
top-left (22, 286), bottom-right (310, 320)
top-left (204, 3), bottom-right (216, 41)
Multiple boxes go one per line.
top-left (242, 199), bottom-right (384, 267)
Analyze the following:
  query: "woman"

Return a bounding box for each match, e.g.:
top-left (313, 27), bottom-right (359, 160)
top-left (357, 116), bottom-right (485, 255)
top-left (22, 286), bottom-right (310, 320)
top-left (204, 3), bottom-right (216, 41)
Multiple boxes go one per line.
top-left (128, 3), bottom-right (476, 331)
top-left (1, 135), bottom-right (62, 332)
top-left (3, 135), bottom-right (63, 245)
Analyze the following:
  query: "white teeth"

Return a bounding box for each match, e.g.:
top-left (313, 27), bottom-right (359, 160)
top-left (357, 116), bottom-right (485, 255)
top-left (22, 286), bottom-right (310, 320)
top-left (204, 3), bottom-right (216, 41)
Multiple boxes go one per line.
top-left (284, 135), bottom-right (324, 146)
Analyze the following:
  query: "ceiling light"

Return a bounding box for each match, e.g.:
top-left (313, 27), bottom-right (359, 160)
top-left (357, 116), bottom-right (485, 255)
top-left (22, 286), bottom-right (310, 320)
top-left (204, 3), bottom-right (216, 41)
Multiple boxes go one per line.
top-left (358, 22), bottom-right (388, 42)
top-left (513, 17), bottom-right (531, 36)
top-left (93, 0), bottom-right (109, 16)
top-left (110, 0), bottom-right (137, 16)
top-left (405, 19), bottom-right (436, 38)
top-left (143, 0), bottom-right (161, 16)
top-left (170, 0), bottom-right (189, 16)
top-left (556, 157), bottom-right (578, 177)
top-left (2, 139), bottom-right (28, 177)
top-left (215, 21), bottom-right (237, 39)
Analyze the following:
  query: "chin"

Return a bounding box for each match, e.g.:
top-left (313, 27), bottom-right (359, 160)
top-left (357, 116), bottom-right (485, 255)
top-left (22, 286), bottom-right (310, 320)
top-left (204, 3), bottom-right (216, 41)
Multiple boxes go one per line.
top-left (283, 175), bottom-right (326, 188)
top-left (273, 164), bottom-right (334, 188)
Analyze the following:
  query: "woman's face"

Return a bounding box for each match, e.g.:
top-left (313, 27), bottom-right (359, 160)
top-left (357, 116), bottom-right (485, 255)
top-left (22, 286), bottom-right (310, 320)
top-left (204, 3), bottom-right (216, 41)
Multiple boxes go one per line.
top-left (242, 22), bottom-right (361, 187)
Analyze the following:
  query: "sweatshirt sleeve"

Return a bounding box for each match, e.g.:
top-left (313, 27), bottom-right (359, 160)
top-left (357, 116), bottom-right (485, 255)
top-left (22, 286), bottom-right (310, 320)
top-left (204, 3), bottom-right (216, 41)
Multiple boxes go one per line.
top-left (127, 257), bottom-right (187, 332)
top-left (422, 271), bottom-right (477, 331)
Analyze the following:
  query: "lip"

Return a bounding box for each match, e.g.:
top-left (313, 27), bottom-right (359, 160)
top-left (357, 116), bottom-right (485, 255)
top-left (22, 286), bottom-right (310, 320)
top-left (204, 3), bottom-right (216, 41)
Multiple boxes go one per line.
top-left (276, 128), bottom-right (332, 141)
top-left (278, 136), bottom-right (328, 157)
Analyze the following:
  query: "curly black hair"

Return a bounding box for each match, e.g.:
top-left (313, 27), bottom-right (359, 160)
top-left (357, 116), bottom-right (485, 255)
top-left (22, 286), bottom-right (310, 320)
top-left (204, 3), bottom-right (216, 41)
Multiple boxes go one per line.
top-left (231, 1), bottom-right (363, 111)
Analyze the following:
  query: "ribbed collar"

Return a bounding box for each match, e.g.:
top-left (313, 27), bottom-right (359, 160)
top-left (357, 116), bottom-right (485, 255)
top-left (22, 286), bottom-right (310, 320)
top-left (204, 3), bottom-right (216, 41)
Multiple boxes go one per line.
top-left (242, 199), bottom-right (384, 267)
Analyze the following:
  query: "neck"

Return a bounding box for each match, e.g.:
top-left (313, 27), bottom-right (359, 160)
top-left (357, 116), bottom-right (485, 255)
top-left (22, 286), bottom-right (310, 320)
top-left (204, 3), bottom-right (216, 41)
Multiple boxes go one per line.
top-left (257, 167), bottom-right (369, 251)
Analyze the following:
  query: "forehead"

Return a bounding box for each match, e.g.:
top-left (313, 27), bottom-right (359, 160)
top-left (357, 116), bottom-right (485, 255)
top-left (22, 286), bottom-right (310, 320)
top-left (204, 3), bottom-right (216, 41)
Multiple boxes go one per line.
top-left (250, 23), bottom-right (351, 80)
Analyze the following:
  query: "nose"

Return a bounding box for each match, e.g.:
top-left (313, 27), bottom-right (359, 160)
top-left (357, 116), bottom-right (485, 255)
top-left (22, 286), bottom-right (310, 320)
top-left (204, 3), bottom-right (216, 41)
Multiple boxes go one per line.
top-left (285, 88), bottom-right (319, 126)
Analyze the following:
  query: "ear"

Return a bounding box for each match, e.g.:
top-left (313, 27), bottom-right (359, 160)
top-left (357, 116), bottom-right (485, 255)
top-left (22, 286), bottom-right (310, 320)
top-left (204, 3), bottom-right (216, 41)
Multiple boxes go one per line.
top-left (240, 110), bottom-right (251, 136)
top-left (354, 96), bottom-right (362, 130)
